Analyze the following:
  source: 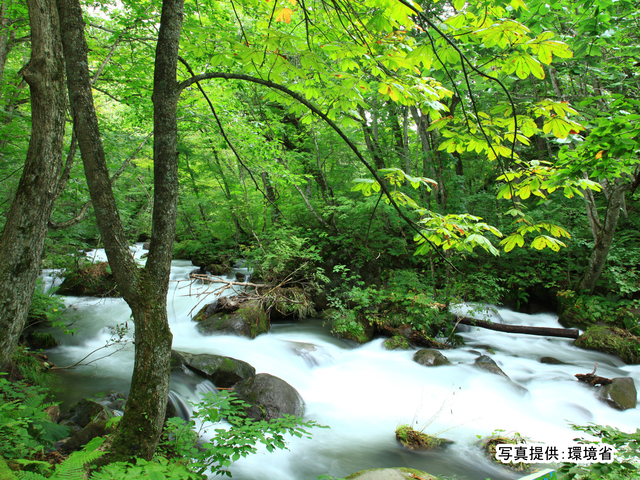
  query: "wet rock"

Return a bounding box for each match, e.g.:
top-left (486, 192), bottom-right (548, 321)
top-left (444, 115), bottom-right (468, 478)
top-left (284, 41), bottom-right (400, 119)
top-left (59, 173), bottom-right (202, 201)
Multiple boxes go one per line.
top-left (384, 335), bottom-right (411, 350)
top-left (193, 299), bottom-right (268, 338)
top-left (143, 241), bottom-right (151, 250)
top-left (56, 262), bottom-right (119, 297)
top-left (413, 349), bottom-right (451, 367)
top-left (233, 373), bottom-right (304, 421)
top-left (395, 424), bottom-right (453, 450)
top-left (474, 355), bottom-right (509, 378)
top-left (58, 409), bottom-right (114, 453)
top-left (540, 356), bottom-right (566, 365)
top-left (345, 468), bottom-right (440, 480)
top-left (171, 350), bottom-right (255, 388)
top-left (235, 272), bottom-right (246, 282)
top-left (574, 326), bottom-right (640, 364)
top-left (599, 377), bottom-right (637, 410)
top-left (60, 398), bottom-right (110, 428)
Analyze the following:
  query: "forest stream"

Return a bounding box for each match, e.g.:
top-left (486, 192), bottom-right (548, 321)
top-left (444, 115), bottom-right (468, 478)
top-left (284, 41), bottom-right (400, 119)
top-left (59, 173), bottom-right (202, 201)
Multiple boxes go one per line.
top-left (40, 245), bottom-right (640, 480)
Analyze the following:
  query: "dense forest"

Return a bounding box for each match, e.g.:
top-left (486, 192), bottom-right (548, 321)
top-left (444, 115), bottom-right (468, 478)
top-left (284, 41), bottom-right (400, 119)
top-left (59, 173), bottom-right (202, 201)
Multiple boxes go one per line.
top-left (0, 0), bottom-right (639, 478)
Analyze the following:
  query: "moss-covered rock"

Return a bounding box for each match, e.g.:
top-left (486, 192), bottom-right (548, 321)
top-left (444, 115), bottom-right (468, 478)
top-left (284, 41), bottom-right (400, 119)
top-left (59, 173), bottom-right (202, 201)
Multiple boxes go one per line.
top-left (171, 350), bottom-right (255, 388)
top-left (56, 262), bottom-right (119, 297)
top-left (345, 467), bottom-right (441, 480)
top-left (395, 424), bottom-right (453, 450)
top-left (574, 326), bottom-right (640, 364)
top-left (25, 331), bottom-right (59, 349)
top-left (193, 300), bottom-right (269, 338)
top-left (233, 373), bottom-right (304, 421)
top-left (384, 335), bottom-right (411, 350)
top-left (480, 433), bottom-right (530, 473)
top-left (413, 349), bottom-right (451, 366)
top-left (599, 377), bottom-right (637, 410)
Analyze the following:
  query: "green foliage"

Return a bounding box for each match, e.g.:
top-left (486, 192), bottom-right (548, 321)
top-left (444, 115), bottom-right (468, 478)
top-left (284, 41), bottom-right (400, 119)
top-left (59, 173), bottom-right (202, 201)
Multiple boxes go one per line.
top-left (160, 391), bottom-right (322, 477)
top-left (91, 456), bottom-right (200, 480)
top-left (0, 375), bottom-right (69, 462)
top-left (558, 424), bottom-right (640, 479)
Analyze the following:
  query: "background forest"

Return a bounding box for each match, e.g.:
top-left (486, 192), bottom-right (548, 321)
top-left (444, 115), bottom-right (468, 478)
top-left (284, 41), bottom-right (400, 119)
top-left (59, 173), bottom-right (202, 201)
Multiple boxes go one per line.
top-left (0, 0), bottom-right (639, 477)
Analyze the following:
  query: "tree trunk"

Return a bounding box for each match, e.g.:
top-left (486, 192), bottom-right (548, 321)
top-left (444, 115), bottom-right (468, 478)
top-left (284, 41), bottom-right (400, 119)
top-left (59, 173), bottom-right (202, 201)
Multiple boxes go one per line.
top-left (57, 0), bottom-right (183, 460)
top-left (457, 317), bottom-right (580, 339)
top-left (0, 0), bottom-right (66, 372)
top-left (578, 178), bottom-right (628, 293)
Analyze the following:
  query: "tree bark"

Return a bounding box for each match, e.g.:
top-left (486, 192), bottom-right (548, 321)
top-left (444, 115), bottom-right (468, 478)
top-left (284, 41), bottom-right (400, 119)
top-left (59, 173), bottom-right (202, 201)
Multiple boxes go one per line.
top-left (457, 317), bottom-right (580, 339)
top-left (578, 178), bottom-right (628, 293)
top-left (0, 0), bottom-right (66, 372)
top-left (57, 0), bottom-right (183, 460)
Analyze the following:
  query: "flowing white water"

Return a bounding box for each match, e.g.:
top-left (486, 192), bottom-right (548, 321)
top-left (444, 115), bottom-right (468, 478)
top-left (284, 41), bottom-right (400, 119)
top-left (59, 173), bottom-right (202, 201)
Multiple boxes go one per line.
top-left (43, 247), bottom-right (640, 480)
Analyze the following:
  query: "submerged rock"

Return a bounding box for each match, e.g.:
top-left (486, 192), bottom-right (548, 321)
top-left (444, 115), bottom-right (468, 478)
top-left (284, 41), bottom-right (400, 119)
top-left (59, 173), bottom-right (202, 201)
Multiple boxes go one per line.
top-left (413, 349), bottom-right (451, 367)
top-left (599, 377), bottom-right (637, 410)
top-left (345, 468), bottom-right (440, 480)
top-left (474, 355), bottom-right (509, 378)
top-left (540, 356), bottom-right (566, 365)
top-left (193, 299), bottom-right (269, 338)
top-left (171, 350), bottom-right (255, 388)
top-left (233, 373), bottom-right (304, 421)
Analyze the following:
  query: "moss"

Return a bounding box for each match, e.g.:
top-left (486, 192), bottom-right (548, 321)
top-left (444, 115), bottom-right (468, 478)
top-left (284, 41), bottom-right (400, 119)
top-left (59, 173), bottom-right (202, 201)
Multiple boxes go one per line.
top-left (480, 433), bottom-right (530, 473)
top-left (574, 326), bottom-right (640, 364)
top-left (395, 424), bottom-right (452, 450)
top-left (236, 303), bottom-right (269, 338)
top-left (384, 335), bottom-right (411, 350)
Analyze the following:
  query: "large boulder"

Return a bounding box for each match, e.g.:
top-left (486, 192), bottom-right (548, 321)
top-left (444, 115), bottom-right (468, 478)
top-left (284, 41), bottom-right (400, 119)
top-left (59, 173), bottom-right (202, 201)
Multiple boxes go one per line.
top-left (171, 350), bottom-right (255, 388)
top-left (193, 300), bottom-right (269, 338)
top-left (599, 377), bottom-right (637, 410)
top-left (345, 468), bottom-right (440, 480)
top-left (233, 373), bottom-right (304, 421)
top-left (413, 349), bottom-right (451, 367)
top-left (574, 326), bottom-right (640, 364)
top-left (59, 398), bottom-right (110, 429)
top-left (474, 355), bottom-right (509, 378)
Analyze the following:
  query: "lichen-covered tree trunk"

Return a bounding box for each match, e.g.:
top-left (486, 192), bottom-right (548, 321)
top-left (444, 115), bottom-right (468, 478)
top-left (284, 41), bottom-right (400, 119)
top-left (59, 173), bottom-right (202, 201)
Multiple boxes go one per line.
top-left (57, 0), bottom-right (183, 460)
top-left (0, 0), bottom-right (66, 372)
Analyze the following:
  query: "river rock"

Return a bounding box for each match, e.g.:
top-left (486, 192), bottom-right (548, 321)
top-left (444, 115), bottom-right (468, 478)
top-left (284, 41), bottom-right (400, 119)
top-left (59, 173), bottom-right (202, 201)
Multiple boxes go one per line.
top-left (56, 262), bottom-right (119, 297)
top-left (540, 356), bottom-right (566, 365)
top-left (345, 468), bottom-right (440, 480)
top-left (171, 350), bottom-right (255, 388)
top-left (233, 373), bottom-right (304, 421)
top-left (58, 409), bottom-right (114, 454)
top-left (193, 299), bottom-right (269, 338)
top-left (599, 377), bottom-right (637, 410)
top-left (474, 355), bottom-right (509, 378)
top-left (413, 349), bottom-right (451, 366)
top-left (60, 398), bottom-right (110, 428)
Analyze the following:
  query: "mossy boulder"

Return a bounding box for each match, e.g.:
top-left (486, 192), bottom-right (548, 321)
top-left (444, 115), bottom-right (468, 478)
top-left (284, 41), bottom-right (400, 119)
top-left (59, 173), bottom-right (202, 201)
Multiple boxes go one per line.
top-left (384, 335), bottom-right (411, 350)
top-left (56, 262), bottom-right (119, 297)
top-left (171, 350), bottom-right (255, 388)
top-left (345, 468), bottom-right (440, 480)
top-left (413, 349), bottom-right (451, 367)
top-left (395, 424), bottom-right (453, 450)
top-left (574, 326), bottom-right (640, 364)
top-left (598, 377), bottom-right (637, 410)
top-left (59, 398), bottom-right (110, 429)
top-left (479, 434), bottom-right (530, 473)
top-left (233, 373), bottom-right (304, 421)
top-left (25, 331), bottom-right (59, 349)
top-left (193, 300), bottom-right (269, 338)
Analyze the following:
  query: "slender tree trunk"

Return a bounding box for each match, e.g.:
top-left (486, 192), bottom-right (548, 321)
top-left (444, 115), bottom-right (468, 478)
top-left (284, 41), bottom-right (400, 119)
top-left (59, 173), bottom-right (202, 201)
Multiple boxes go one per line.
top-left (578, 178), bottom-right (628, 293)
top-left (0, 0), bottom-right (66, 372)
top-left (57, 0), bottom-right (183, 460)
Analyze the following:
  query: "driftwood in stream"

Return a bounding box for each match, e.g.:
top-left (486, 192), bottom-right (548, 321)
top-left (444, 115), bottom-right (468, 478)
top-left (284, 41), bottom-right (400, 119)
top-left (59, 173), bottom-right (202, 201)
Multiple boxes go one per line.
top-left (575, 363), bottom-right (612, 386)
top-left (456, 317), bottom-right (580, 339)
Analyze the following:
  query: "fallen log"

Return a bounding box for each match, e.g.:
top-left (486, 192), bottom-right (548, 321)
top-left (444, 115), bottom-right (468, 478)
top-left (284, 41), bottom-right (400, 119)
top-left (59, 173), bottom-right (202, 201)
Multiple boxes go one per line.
top-left (456, 317), bottom-right (580, 339)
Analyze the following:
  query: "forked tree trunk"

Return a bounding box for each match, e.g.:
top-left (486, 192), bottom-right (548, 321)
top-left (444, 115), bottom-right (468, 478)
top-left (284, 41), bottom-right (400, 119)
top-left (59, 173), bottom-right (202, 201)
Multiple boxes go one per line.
top-left (57, 0), bottom-right (182, 460)
top-left (578, 178), bottom-right (628, 293)
top-left (0, 0), bottom-right (66, 372)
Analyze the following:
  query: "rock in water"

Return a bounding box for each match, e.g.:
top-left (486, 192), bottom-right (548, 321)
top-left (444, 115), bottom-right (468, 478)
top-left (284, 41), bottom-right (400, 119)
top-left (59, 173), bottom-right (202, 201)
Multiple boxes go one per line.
top-left (599, 377), bottom-right (637, 410)
top-left (171, 350), bottom-right (255, 388)
top-left (233, 373), bottom-right (304, 421)
top-left (413, 349), bottom-right (451, 366)
top-left (474, 355), bottom-right (509, 378)
top-left (345, 468), bottom-right (441, 480)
